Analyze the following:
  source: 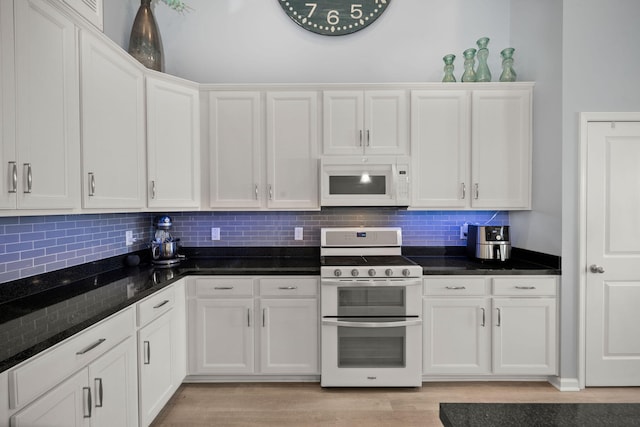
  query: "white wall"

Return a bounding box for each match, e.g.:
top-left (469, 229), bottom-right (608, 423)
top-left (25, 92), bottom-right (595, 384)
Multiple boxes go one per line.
top-left (561, 0), bottom-right (640, 383)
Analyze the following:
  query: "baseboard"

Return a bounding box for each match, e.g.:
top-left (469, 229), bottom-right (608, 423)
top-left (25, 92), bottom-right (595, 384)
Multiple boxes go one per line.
top-left (184, 375), bottom-right (321, 383)
top-left (548, 376), bottom-right (581, 391)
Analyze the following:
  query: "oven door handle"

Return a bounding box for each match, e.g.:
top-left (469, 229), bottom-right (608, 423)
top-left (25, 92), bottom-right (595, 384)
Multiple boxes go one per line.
top-left (321, 279), bottom-right (422, 287)
top-left (322, 319), bottom-right (422, 328)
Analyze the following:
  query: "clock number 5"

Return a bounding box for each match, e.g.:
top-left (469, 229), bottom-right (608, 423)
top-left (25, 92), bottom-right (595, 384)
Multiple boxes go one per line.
top-left (351, 4), bottom-right (363, 19)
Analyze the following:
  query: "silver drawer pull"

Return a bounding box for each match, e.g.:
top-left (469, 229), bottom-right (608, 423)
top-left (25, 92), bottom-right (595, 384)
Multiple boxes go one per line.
top-left (153, 299), bottom-right (170, 309)
top-left (144, 341), bottom-right (151, 364)
top-left (94, 378), bottom-right (103, 408)
top-left (445, 286), bottom-right (466, 290)
top-left (8, 162), bottom-right (17, 193)
top-left (24, 163), bottom-right (32, 193)
top-left (76, 338), bottom-right (106, 355)
top-left (83, 387), bottom-right (92, 418)
top-left (214, 286), bottom-right (233, 290)
top-left (515, 286), bottom-right (536, 290)
top-left (278, 286), bottom-right (298, 290)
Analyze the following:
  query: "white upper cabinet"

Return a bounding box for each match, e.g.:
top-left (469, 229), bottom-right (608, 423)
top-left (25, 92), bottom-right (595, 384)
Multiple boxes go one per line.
top-left (146, 75), bottom-right (200, 209)
top-left (411, 84), bottom-right (532, 210)
top-left (323, 90), bottom-right (408, 156)
top-left (79, 30), bottom-right (146, 209)
top-left (471, 89), bottom-right (532, 209)
top-left (411, 90), bottom-right (470, 209)
top-left (0, 0), bottom-right (81, 211)
top-left (209, 91), bottom-right (263, 209)
top-left (265, 91), bottom-right (319, 210)
top-left (208, 90), bottom-right (319, 210)
top-left (63, 0), bottom-right (103, 30)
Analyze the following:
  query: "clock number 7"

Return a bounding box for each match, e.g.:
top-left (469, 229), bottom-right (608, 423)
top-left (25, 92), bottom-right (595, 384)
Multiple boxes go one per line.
top-left (304, 3), bottom-right (317, 17)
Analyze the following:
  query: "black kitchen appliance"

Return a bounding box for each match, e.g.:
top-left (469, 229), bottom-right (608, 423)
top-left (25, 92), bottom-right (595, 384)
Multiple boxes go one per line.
top-left (466, 225), bottom-right (511, 262)
top-left (151, 215), bottom-right (182, 267)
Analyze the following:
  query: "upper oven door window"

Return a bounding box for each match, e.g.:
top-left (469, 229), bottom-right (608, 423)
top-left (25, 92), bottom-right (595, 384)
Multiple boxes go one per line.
top-left (338, 286), bottom-right (406, 317)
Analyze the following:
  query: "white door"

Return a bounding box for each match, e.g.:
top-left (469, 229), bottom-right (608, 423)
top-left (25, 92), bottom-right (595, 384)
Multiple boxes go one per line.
top-left (0, 0), bottom-right (16, 209)
top-left (322, 91), bottom-right (363, 155)
top-left (265, 91), bottom-right (319, 210)
top-left (585, 121), bottom-right (640, 386)
top-left (364, 90), bottom-right (408, 155)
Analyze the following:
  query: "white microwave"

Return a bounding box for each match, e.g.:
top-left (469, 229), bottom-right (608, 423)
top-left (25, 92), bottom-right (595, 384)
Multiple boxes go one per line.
top-left (320, 156), bottom-right (410, 206)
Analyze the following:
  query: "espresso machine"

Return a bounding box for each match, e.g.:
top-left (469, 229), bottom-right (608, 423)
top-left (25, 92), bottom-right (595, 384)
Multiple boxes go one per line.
top-left (151, 215), bottom-right (182, 267)
top-left (466, 225), bottom-right (511, 262)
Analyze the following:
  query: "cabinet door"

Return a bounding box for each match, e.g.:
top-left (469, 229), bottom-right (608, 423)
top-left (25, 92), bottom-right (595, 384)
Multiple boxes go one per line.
top-left (322, 91), bottom-right (364, 155)
top-left (14, 0), bottom-right (80, 210)
top-left (471, 89), bottom-right (532, 209)
top-left (259, 298), bottom-right (318, 374)
top-left (364, 90), bottom-right (408, 155)
top-left (266, 91), bottom-right (319, 210)
top-left (138, 310), bottom-right (175, 427)
top-left (422, 298), bottom-right (490, 375)
top-left (10, 369), bottom-right (89, 427)
top-left (147, 76), bottom-right (200, 209)
top-left (88, 337), bottom-right (138, 427)
top-left (0, 0), bottom-right (15, 209)
top-left (80, 30), bottom-right (146, 209)
top-left (192, 299), bottom-right (254, 374)
top-left (209, 91), bottom-right (263, 208)
top-left (411, 90), bottom-right (470, 208)
top-left (492, 297), bottom-right (557, 375)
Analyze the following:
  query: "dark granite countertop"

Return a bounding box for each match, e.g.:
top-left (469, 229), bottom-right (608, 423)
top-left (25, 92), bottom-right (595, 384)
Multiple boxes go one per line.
top-left (0, 246), bottom-right (559, 373)
top-left (440, 403), bottom-right (640, 426)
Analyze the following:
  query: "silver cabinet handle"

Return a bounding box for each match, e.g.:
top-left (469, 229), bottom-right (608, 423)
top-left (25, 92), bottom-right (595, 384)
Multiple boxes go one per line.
top-left (151, 180), bottom-right (156, 199)
top-left (83, 387), bottom-right (92, 418)
top-left (515, 286), bottom-right (536, 290)
top-left (153, 299), bottom-right (170, 309)
top-left (144, 340), bottom-right (150, 364)
top-left (481, 307), bottom-right (486, 327)
top-left (255, 184), bottom-right (259, 200)
top-left (278, 286), bottom-right (298, 290)
top-left (23, 163), bottom-right (32, 193)
top-left (88, 172), bottom-right (95, 196)
top-left (461, 183), bottom-right (466, 200)
top-left (445, 286), bottom-right (466, 290)
top-left (590, 264), bottom-right (605, 274)
top-left (322, 319), bottom-right (422, 328)
top-left (214, 286), bottom-right (233, 290)
top-left (94, 378), bottom-right (103, 408)
top-left (366, 129), bottom-right (370, 146)
top-left (247, 308), bottom-right (251, 327)
top-left (359, 130), bottom-right (363, 146)
top-left (262, 308), bottom-right (266, 327)
top-left (474, 183), bottom-right (479, 199)
top-left (76, 338), bottom-right (106, 355)
top-left (8, 162), bottom-right (17, 193)
top-left (268, 185), bottom-right (273, 200)
top-left (496, 308), bottom-right (501, 327)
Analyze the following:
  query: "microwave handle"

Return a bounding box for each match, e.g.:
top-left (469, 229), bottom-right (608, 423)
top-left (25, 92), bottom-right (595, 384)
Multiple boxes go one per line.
top-left (322, 319), bottom-right (422, 328)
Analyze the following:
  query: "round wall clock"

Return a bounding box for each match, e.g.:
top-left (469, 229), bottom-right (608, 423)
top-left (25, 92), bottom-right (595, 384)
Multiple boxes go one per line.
top-left (277, 0), bottom-right (391, 36)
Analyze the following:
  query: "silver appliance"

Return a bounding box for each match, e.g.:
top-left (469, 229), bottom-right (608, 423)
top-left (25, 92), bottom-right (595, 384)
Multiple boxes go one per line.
top-left (151, 215), bottom-right (182, 267)
top-left (320, 227), bottom-right (423, 387)
top-left (466, 225), bottom-right (511, 262)
top-left (320, 156), bottom-right (410, 206)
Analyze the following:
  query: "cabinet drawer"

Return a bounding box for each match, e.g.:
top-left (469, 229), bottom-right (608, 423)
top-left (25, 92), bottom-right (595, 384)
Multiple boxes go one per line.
top-left (138, 284), bottom-right (175, 327)
top-left (423, 277), bottom-right (488, 296)
top-left (8, 307), bottom-right (134, 410)
top-left (259, 278), bottom-right (318, 297)
top-left (193, 277), bottom-right (254, 297)
top-left (492, 277), bottom-right (557, 296)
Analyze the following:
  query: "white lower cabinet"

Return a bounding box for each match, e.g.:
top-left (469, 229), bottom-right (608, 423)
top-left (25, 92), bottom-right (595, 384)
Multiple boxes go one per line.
top-left (423, 276), bottom-right (558, 377)
top-left (187, 276), bottom-right (319, 377)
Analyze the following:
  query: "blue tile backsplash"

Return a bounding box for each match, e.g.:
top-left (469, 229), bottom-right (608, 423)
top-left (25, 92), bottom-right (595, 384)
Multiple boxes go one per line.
top-left (0, 209), bottom-right (508, 284)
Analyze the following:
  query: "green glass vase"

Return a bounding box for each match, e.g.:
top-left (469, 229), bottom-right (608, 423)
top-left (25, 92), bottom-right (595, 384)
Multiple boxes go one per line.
top-left (499, 47), bottom-right (517, 82)
top-left (461, 48), bottom-right (477, 82)
top-left (442, 54), bottom-right (456, 83)
top-left (475, 37), bottom-right (491, 82)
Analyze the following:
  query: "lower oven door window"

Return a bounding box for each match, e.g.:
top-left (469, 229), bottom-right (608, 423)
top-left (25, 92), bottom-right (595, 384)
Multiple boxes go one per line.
top-left (339, 321), bottom-right (405, 368)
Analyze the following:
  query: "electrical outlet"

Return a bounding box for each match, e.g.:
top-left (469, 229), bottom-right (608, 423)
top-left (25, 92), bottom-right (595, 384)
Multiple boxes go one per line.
top-left (460, 222), bottom-right (469, 240)
top-left (125, 230), bottom-right (135, 246)
top-left (211, 227), bottom-right (220, 241)
top-left (294, 227), bottom-right (303, 241)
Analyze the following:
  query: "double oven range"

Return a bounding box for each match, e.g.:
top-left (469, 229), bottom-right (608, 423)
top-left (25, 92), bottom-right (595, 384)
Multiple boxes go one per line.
top-left (320, 227), bottom-right (423, 387)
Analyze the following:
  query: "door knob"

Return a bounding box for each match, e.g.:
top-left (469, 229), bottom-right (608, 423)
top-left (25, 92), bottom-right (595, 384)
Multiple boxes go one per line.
top-left (589, 264), bottom-right (605, 274)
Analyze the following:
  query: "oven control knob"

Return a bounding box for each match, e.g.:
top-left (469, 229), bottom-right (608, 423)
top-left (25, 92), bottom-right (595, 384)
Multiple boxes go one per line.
top-left (351, 269), bottom-right (359, 277)
top-left (334, 269), bottom-right (342, 277)
top-left (385, 269), bottom-right (393, 277)
top-left (368, 269), bottom-right (376, 277)
top-left (402, 269), bottom-right (411, 277)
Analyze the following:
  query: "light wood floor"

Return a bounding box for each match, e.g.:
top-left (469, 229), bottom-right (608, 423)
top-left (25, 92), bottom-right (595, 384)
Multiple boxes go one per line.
top-left (151, 382), bottom-right (640, 427)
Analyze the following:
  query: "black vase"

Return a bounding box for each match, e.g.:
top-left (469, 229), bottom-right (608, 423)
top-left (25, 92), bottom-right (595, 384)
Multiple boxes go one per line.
top-left (128, 0), bottom-right (163, 71)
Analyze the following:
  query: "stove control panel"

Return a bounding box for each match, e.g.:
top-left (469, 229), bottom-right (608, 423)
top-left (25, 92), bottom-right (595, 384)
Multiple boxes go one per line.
top-left (324, 265), bottom-right (422, 279)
